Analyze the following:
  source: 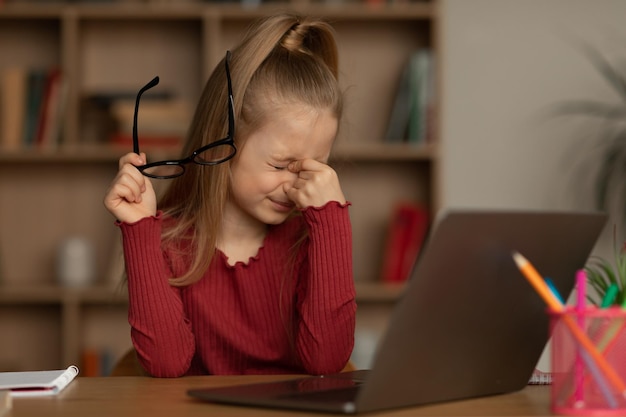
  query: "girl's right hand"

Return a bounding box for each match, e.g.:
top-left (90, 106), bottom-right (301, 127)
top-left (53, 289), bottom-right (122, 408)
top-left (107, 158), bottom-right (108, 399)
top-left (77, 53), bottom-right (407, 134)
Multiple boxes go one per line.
top-left (103, 152), bottom-right (157, 224)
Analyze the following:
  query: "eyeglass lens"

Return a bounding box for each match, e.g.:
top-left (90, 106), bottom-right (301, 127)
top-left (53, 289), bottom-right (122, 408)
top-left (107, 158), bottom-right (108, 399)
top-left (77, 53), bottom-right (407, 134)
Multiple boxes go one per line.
top-left (140, 164), bottom-right (185, 178)
top-left (193, 144), bottom-right (235, 164)
top-left (140, 144), bottom-right (235, 178)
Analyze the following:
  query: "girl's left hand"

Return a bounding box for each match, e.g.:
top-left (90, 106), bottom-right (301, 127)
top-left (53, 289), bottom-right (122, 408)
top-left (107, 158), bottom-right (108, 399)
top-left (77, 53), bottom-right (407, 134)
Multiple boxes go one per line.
top-left (284, 158), bottom-right (346, 209)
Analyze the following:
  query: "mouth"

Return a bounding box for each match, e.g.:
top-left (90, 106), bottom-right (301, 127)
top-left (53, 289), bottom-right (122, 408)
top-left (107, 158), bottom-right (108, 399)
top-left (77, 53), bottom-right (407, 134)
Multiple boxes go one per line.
top-left (269, 198), bottom-right (295, 212)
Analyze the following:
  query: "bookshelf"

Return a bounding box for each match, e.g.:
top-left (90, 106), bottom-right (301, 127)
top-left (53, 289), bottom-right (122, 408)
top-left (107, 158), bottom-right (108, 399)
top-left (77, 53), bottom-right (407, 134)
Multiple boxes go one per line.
top-left (0, 0), bottom-right (439, 372)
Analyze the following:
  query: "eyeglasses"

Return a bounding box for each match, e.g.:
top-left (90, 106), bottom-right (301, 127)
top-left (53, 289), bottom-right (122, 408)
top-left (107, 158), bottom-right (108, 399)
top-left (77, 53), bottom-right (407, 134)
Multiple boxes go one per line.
top-left (133, 51), bottom-right (236, 179)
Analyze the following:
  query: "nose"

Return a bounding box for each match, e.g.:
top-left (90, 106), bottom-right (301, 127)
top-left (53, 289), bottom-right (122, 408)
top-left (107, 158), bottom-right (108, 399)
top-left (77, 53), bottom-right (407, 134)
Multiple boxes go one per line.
top-left (281, 170), bottom-right (299, 190)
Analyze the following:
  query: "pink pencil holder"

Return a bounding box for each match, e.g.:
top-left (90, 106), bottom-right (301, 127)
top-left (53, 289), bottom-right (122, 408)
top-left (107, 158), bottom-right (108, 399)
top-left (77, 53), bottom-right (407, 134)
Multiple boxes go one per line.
top-left (550, 307), bottom-right (626, 416)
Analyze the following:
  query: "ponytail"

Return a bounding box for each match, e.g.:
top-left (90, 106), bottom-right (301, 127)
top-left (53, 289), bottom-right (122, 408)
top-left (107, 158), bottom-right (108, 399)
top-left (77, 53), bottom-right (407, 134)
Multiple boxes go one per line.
top-left (159, 13), bottom-right (343, 286)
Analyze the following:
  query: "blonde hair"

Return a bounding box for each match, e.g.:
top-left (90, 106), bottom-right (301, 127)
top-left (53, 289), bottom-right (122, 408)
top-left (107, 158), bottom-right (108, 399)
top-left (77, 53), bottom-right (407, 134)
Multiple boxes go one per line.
top-left (158, 14), bottom-right (343, 286)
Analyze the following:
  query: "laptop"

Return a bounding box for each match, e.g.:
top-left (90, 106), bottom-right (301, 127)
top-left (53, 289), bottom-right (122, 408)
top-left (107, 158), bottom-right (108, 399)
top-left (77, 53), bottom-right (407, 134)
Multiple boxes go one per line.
top-left (188, 209), bottom-right (607, 414)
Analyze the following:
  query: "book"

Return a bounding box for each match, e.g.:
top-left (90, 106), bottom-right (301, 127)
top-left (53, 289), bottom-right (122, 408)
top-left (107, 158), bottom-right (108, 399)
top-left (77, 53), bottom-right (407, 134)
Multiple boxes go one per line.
top-left (528, 341), bottom-right (553, 385)
top-left (420, 49), bottom-right (436, 143)
top-left (380, 202), bottom-right (429, 282)
top-left (384, 56), bottom-right (412, 142)
top-left (0, 365), bottom-right (79, 397)
top-left (22, 69), bottom-right (48, 147)
top-left (82, 349), bottom-right (100, 377)
top-left (81, 348), bottom-right (116, 377)
top-left (384, 49), bottom-right (435, 144)
top-left (36, 68), bottom-right (67, 148)
top-left (0, 67), bottom-right (27, 150)
top-left (407, 49), bottom-right (434, 144)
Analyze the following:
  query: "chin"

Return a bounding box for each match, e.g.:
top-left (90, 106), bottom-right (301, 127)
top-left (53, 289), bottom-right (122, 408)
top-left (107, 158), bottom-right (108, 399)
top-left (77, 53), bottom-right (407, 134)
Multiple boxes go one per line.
top-left (264, 216), bottom-right (290, 226)
top-left (261, 210), bottom-right (293, 226)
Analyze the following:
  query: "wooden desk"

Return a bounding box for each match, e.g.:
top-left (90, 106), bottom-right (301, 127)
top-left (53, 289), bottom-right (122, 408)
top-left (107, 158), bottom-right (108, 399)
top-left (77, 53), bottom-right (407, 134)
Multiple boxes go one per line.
top-left (10, 376), bottom-right (552, 417)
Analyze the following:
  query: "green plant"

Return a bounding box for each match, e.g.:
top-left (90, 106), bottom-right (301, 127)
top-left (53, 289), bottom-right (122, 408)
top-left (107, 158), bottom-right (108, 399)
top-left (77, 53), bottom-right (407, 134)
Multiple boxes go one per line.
top-left (585, 227), bottom-right (626, 307)
top-left (551, 43), bottom-right (626, 221)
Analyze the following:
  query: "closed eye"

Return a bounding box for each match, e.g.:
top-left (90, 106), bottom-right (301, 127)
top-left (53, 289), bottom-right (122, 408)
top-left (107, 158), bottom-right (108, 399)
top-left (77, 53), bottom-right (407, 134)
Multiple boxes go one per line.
top-left (270, 164), bottom-right (288, 170)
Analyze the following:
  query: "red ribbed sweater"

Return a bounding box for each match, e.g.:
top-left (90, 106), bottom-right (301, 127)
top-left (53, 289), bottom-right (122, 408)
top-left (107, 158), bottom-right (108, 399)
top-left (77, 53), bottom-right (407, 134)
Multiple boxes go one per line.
top-left (118, 201), bottom-right (356, 377)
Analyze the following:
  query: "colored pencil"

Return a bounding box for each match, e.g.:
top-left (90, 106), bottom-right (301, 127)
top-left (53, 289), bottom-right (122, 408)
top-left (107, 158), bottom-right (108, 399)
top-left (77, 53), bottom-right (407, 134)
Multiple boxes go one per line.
top-left (512, 251), bottom-right (626, 397)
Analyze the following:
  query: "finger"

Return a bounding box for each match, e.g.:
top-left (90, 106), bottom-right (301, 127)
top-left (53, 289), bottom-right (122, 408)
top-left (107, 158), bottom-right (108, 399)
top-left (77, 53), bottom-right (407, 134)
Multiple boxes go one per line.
top-left (288, 159), bottom-right (317, 173)
top-left (104, 184), bottom-right (138, 213)
top-left (114, 173), bottom-right (145, 203)
top-left (294, 170), bottom-right (314, 181)
top-left (288, 160), bottom-right (303, 173)
top-left (119, 152), bottom-right (146, 170)
top-left (110, 183), bottom-right (138, 204)
top-left (291, 158), bottom-right (331, 174)
top-left (291, 177), bottom-right (307, 190)
top-left (115, 164), bottom-right (148, 197)
top-left (118, 161), bottom-right (148, 193)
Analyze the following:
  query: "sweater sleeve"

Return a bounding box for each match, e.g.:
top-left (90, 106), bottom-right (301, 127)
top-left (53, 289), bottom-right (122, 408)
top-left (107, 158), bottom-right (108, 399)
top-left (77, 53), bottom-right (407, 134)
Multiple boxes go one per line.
top-left (118, 214), bottom-right (196, 377)
top-left (294, 201), bottom-right (357, 374)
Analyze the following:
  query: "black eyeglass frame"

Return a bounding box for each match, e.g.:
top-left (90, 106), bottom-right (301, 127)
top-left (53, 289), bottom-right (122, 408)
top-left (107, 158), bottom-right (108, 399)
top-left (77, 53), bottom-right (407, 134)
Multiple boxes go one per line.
top-left (132, 51), bottom-right (236, 179)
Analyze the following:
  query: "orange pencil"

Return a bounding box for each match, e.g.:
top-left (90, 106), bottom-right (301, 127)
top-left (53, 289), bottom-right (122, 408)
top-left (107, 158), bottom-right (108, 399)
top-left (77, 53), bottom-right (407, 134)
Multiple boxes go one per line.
top-left (512, 251), bottom-right (626, 397)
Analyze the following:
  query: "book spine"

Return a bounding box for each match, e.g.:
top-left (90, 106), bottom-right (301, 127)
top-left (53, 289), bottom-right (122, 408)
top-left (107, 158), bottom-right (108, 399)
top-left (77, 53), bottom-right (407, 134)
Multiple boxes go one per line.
top-left (22, 69), bottom-right (47, 147)
top-left (37, 68), bottom-right (65, 148)
top-left (407, 52), bottom-right (421, 143)
top-left (407, 49), bottom-right (434, 144)
top-left (380, 202), bottom-right (429, 282)
top-left (82, 348), bottom-right (115, 376)
top-left (82, 349), bottom-right (100, 377)
top-left (0, 67), bottom-right (27, 150)
top-left (384, 56), bottom-right (412, 142)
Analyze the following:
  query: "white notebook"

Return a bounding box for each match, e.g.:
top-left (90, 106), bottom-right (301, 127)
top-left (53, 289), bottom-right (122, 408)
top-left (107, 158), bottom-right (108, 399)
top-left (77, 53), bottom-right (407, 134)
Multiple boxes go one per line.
top-left (0, 365), bottom-right (79, 397)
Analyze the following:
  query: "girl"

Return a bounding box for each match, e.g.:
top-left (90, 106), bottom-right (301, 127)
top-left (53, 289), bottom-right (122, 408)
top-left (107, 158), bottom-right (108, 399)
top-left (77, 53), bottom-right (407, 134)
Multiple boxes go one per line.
top-left (103, 13), bottom-right (356, 377)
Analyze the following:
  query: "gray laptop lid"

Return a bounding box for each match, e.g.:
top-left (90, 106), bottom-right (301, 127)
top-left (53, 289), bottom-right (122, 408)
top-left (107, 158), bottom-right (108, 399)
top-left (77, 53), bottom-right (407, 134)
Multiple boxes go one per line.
top-left (188, 209), bottom-right (607, 414)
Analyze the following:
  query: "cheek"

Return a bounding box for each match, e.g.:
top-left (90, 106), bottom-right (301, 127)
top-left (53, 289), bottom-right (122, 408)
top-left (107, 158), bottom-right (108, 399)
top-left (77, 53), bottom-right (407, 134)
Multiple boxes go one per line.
top-left (231, 170), bottom-right (283, 197)
top-left (255, 173), bottom-right (285, 193)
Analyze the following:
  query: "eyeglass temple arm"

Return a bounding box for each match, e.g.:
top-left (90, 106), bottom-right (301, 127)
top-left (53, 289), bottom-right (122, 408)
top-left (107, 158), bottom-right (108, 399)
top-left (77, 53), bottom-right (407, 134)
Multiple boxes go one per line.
top-left (225, 51), bottom-right (235, 139)
top-left (133, 76), bottom-right (160, 155)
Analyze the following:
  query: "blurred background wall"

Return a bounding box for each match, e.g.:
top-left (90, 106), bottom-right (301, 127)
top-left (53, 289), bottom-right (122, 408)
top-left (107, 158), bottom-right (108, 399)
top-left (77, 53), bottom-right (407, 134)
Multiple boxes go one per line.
top-left (440, 0), bottom-right (626, 372)
top-left (441, 0), bottom-right (626, 258)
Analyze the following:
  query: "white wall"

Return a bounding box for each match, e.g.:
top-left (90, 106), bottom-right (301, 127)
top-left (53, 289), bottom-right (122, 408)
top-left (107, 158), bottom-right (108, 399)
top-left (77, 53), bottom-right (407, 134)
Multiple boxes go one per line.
top-left (440, 0), bottom-right (626, 372)
top-left (440, 0), bottom-right (626, 257)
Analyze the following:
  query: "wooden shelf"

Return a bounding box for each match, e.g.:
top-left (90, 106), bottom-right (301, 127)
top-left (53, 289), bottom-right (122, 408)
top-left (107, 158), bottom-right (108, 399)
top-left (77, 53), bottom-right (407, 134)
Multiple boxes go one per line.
top-left (0, 0), bottom-right (438, 371)
top-left (0, 2), bottom-right (435, 20)
top-left (0, 285), bottom-right (127, 305)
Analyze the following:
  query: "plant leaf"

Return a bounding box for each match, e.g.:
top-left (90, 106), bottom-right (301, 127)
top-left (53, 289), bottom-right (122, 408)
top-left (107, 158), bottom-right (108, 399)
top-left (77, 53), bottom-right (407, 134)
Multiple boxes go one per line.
top-left (576, 42), bottom-right (626, 102)
top-left (593, 128), bottom-right (626, 212)
top-left (595, 151), bottom-right (619, 210)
